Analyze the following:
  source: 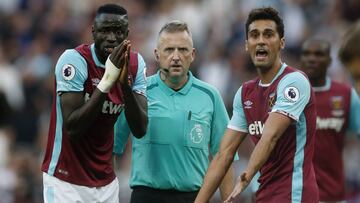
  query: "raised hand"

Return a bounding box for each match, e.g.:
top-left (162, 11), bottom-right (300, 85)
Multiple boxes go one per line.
top-left (109, 40), bottom-right (129, 70)
top-left (119, 42), bottom-right (131, 86)
top-left (224, 172), bottom-right (250, 203)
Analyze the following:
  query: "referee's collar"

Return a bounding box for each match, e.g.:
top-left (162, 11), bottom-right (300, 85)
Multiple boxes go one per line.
top-left (156, 71), bottom-right (194, 96)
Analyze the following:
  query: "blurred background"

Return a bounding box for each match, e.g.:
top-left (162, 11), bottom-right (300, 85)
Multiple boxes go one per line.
top-left (0, 0), bottom-right (359, 202)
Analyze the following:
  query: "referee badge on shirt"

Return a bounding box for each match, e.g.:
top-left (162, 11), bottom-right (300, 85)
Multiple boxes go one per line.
top-left (190, 124), bottom-right (204, 144)
top-left (62, 64), bottom-right (76, 81)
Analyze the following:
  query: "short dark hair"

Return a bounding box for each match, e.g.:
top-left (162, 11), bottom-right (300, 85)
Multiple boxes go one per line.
top-left (302, 38), bottom-right (331, 55)
top-left (158, 20), bottom-right (191, 36)
top-left (96, 4), bottom-right (127, 17)
top-left (245, 7), bottom-right (284, 39)
top-left (338, 21), bottom-right (360, 65)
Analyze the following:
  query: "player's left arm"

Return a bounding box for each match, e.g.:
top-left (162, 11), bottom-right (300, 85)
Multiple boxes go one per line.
top-left (348, 88), bottom-right (360, 136)
top-left (120, 50), bottom-right (148, 138)
top-left (240, 112), bottom-right (291, 185)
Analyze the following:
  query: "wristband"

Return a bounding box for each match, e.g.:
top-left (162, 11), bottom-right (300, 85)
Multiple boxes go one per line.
top-left (97, 57), bottom-right (121, 93)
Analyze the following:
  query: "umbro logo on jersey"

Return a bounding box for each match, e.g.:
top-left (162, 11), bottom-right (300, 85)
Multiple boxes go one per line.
top-left (244, 100), bottom-right (253, 109)
top-left (92, 78), bottom-right (100, 86)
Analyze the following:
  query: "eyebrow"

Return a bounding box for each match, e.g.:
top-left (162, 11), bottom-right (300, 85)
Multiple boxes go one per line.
top-left (249, 28), bottom-right (275, 32)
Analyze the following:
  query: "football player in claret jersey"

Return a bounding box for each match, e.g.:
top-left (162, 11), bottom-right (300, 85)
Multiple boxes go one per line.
top-left (195, 7), bottom-right (319, 203)
top-left (300, 38), bottom-right (360, 202)
top-left (41, 4), bottom-right (147, 203)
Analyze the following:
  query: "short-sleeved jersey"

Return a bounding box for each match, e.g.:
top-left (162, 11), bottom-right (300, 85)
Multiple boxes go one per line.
top-left (229, 64), bottom-right (318, 203)
top-left (114, 71), bottom-right (229, 191)
top-left (312, 78), bottom-right (360, 201)
top-left (41, 44), bottom-right (147, 187)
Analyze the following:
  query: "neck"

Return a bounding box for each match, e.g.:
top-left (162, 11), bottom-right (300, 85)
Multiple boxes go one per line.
top-left (258, 59), bottom-right (282, 84)
top-left (95, 48), bottom-right (106, 65)
top-left (310, 77), bottom-right (326, 87)
top-left (161, 71), bottom-right (189, 90)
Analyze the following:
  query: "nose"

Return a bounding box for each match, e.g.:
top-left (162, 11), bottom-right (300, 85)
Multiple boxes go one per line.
top-left (305, 53), bottom-right (317, 63)
top-left (172, 49), bottom-right (180, 62)
top-left (258, 35), bottom-right (266, 45)
top-left (106, 32), bottom-right (116, 43)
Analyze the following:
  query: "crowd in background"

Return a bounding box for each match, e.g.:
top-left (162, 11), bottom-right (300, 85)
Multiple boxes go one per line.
top-left (0, 0), bottom-right (359, 202)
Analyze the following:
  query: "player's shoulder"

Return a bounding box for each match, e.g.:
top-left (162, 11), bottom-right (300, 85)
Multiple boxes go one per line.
top-left (330, 80), bottom-right (352, 92)
top-left (59, 48), bottom-right (85, 61)
top-left (130, 51), bottom-right (145, 61)
top-left (280, 68), bottom-right (309, 85)
top-left (130, 50), bottom-right (139, 60)
top-left (243, 77), bottom-right (259, 88)
top-left (55, 48), bottom-right (87, 74)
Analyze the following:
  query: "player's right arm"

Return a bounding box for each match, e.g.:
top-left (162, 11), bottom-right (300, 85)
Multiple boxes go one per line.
top-left (195, 129), bottom-right (247, 203)
top-left (195, 87), bottom-right (248, 203)
top-left (60, 42), bottom-right (129, 141)
top-left (348, 88), bottom-right (360, 135)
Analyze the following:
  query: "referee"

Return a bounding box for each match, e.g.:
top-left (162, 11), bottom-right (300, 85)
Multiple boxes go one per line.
top-left (114, 20), bottom-right (235, 203)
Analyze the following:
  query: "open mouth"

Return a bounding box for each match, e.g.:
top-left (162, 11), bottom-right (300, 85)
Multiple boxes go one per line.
top-left (255, 49), bottom-right (268, 61)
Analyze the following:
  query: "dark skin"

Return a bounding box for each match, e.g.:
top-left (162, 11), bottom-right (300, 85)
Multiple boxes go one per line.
top-left (60, 13), bottom-right (147, 141)
top-left (300, 39), bottom-right (331, 87)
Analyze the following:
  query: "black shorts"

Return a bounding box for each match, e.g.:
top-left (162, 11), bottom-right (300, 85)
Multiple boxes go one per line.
top-left (130, 186), bottom-right (203, 203)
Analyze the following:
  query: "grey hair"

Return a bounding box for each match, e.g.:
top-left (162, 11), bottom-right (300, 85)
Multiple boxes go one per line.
top-left (158, 20), bottom-right (192, 36)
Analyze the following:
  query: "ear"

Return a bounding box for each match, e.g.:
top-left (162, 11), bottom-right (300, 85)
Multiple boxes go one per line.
top-left (91, 25), bottom-right (95, 40)
top-left (190, 48), bottom-right (196, 63)
top-left (245, 40), bottom-right (248, 52)
top-left (280, 38), bottom-right (285, 50)
top-left (154, 49), bottom-right (159, 61)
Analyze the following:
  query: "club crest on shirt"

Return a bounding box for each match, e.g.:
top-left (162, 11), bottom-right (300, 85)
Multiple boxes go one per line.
top-left (331, 96), bottom-right (344, 116)
top-left (62, 64), bottom-right (75, 81)
top-left (268, 92), bottom-right (277, 109)
top-left (190, 124), bottom-right (204, 144)
top-left (284, 86), bottom-right (299, 102)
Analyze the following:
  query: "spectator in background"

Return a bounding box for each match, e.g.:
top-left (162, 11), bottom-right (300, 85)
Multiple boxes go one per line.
top-left (300, 38), bottom-right (360, 202)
